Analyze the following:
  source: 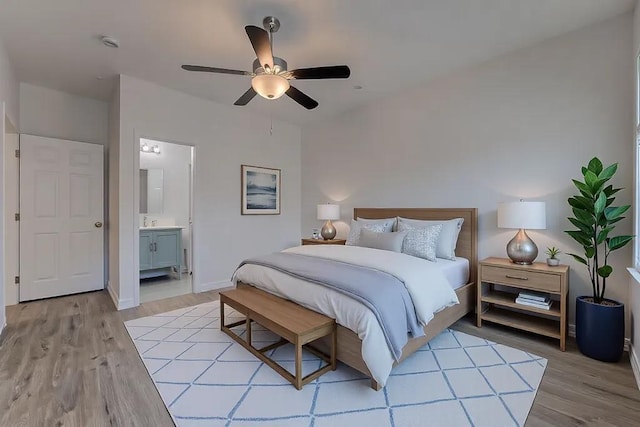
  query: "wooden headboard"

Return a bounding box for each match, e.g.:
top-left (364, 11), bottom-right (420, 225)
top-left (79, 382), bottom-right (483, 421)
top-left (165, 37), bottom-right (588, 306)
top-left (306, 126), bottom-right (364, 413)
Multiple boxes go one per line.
top-left (353, 208), bottom-right (478, 286)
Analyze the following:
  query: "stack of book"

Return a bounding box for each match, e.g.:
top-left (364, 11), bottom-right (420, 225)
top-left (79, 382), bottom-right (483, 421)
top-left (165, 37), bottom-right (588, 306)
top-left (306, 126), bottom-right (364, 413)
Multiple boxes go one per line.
top-left (515, 291), bottom-right (552, 310)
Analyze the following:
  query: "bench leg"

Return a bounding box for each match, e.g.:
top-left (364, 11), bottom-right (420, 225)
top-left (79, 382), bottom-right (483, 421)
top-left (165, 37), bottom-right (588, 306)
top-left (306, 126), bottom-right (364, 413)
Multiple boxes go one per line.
top-left (245, 316), bottom-right (252, 346)
top-left (370, 379), bottom-right (382, 391)
top-left (331, 326), bottom-right (337, 371)
top-left (220, 299), bottom-right (225, 329)
top-left (295, 339), bottom-right (302, 390)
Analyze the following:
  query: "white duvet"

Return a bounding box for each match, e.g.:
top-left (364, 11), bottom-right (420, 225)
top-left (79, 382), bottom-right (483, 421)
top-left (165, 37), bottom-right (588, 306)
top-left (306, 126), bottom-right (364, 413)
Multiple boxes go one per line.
top-left (232, 245), bottom-right (459, 386)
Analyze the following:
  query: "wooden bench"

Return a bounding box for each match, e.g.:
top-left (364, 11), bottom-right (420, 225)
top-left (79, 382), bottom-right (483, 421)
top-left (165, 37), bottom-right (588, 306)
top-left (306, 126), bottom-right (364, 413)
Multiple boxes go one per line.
top-left (219, 287), bottom-right (337, 390)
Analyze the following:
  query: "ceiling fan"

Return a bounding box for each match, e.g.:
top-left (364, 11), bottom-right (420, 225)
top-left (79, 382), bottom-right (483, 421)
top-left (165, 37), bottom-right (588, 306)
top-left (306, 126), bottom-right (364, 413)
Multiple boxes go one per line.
top-left (181, 16), bottom-right (351, 110)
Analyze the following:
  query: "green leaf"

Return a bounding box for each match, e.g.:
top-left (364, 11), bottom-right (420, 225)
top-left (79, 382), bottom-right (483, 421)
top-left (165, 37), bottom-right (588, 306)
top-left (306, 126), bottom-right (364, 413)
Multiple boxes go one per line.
top-left (572, 208), bottom-right (594, 225)
top-left (568, 217), bottom-right (591, 233)
top-left (597, 228), bottom-right (611, 245)
top-left (604, 205), bottom-right (630, 221)
top-left (598, 163), bottom-right (617, 180)
top-left (572, 179), bottom-right (592, 198)
top-left (603, 185), bottom-right (621, 197)
top-left (597, 265), bottom-right (613, 278)
top-left (565, 230), bottom-right (592, 247)
top-left (594, 192), bottom-right (606, 216)
top-left (568, 253), bottom-right (588, 265)
top-left (584, 170), bottom-right (598, 188)
top-left (588, 157), bottom-right (603, 175)
top-left (608, 235), bottom-right (634, 251)
top-left (584, 247), bottom-right (595, 259)
top-left (608, 216), bottom-right (624, 225)
top-left (568, 197), bottom-right (590, 211)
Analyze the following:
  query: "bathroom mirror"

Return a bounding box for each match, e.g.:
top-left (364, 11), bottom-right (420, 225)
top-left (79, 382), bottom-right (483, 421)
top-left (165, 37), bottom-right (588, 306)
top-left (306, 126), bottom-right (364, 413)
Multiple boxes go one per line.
top-left (140, 168), bottom-right (164, 214)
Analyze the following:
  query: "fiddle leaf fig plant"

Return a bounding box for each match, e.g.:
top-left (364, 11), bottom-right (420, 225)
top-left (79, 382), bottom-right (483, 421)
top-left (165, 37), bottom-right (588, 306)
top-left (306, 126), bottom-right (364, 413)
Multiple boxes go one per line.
top-left (565, 157), bottom-right (633, 304)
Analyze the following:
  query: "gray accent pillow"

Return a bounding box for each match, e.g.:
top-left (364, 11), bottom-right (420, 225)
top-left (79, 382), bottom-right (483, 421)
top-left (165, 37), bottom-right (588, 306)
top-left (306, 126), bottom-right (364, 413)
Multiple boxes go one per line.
top-left (346, 218), bottom-right (395, 246)
top-left (397, 222), bottom-right (443, 261)
top-left (358, 228), bottom-right (408, 252)
top-left (397, 217), bottom-right (464, 260)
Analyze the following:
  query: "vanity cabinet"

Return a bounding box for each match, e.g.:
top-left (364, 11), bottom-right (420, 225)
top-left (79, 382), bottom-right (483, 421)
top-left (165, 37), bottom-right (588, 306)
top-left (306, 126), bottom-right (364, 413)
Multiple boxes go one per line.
top-left (140, 228), bottom-right (182, 278)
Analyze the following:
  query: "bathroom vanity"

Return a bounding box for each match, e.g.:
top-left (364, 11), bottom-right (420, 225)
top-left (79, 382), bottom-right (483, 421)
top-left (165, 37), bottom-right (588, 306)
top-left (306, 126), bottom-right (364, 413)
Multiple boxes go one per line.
top-left (139, 226), bottom-right (183, 279)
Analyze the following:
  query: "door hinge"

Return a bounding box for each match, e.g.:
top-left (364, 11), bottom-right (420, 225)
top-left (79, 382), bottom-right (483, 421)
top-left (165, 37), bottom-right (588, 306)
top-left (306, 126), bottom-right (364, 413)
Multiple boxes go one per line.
top-left (14, 213), bottom-right (20, 221)
top-left (14, 276), bottom-right (19, 284)
top-left (14, 149), bottom-right (20, 158)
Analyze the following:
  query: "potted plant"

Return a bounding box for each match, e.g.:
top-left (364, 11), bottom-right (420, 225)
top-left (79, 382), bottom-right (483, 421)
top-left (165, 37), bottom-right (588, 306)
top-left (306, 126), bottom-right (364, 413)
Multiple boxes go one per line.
top-left (545, 246), bottom-right (561, 266)
top-left (565, 157), bottom-right (633, 362)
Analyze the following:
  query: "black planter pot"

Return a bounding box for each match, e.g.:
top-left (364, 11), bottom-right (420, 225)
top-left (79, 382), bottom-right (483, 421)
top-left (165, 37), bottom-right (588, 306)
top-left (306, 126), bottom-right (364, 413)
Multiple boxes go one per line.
top-left (575, 296), bottom-right (624, 362)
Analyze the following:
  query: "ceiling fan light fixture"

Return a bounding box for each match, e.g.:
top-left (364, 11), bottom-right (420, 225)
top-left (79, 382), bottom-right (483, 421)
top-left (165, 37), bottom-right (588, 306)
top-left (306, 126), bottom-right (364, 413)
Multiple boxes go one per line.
top-left (251, 74), bottom-right (290, 100)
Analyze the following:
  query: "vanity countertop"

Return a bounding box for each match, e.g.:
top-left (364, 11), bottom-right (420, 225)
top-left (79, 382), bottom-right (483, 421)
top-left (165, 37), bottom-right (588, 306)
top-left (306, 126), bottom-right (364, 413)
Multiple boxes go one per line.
top-left (139, 226), bottom-right (185, 231)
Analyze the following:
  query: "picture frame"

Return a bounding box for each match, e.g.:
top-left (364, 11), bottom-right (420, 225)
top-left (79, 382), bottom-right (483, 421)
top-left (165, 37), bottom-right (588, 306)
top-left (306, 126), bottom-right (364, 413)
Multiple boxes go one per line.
top-left (241, 165), bottom-right (281, 215)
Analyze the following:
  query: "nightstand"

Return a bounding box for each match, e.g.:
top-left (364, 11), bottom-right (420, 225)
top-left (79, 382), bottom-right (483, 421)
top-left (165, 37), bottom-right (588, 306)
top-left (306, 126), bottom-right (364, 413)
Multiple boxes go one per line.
top-left (477, 257), bottom-right (569, 351)
top-left (301, 238), bottom-right (346, 246)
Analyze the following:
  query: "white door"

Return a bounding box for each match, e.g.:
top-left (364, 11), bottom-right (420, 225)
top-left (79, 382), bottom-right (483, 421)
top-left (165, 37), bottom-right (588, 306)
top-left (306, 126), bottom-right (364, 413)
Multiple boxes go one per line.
top-left (19, 135), bottom-right (104, 301)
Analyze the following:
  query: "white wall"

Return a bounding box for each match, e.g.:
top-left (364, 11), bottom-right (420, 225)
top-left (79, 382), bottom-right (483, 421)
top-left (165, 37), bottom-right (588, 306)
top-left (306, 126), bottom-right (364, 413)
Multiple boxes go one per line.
top-left (302, 13), bottom-right (634, 328)
top-left (139, 139), bottom-right (192, 270)
top-left (0, 38), bottom-right (18, 129)
top-left (0, 35), bottom-right (18, 333)
top-left (19, 83), bottom-right (108, 145)
top-left (109, 75), bottom-right (301, 309)
top-left (108, 77), bottom-right (121, 306)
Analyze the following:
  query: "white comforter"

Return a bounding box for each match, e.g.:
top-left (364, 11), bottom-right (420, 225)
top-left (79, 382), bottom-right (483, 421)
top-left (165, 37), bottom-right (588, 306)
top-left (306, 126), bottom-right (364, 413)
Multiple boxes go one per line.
top-left (232, 245), bottom-right (459, 385)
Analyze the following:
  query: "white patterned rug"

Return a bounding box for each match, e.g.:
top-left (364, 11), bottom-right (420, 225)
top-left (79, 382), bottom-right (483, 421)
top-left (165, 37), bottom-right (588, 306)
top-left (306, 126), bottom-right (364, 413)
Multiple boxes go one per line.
top-left (125, 301), bottom-right (547, 427)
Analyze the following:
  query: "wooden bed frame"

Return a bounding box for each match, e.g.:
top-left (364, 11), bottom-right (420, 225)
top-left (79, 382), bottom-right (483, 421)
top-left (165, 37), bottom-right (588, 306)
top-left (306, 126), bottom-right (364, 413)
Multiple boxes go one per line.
top-left (240, 207), bottom-right (478, 390)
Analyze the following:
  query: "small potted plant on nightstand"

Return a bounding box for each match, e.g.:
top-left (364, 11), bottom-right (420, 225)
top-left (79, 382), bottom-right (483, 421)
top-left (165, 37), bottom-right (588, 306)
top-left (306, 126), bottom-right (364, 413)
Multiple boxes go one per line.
top-left (565, 157), bottom-right (633, 362)
top-left (545, 247), bottom-right (561, 266)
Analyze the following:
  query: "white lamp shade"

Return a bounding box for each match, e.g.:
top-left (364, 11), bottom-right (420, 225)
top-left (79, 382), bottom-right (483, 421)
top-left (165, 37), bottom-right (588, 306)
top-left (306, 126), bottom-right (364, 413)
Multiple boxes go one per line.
top-left (317, 204), bottom-right (340, 221)
top-left (251, 74), bottom-right (290, 99)
top-left (497, 201), bottom-right (546, 230)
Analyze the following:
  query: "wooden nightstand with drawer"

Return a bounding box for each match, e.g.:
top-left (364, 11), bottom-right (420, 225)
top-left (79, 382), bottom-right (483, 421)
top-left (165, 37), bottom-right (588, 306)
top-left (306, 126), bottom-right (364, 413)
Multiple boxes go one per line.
top-left (301, 238), bottom-right (346, 246)
top-left (477, 257), bottom-right (569, 350)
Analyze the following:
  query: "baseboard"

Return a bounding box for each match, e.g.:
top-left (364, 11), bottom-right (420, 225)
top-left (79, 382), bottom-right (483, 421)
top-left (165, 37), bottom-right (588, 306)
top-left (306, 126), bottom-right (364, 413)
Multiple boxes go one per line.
top-left (630, 343), bottom-right (640, 391)
top-left (107, 282), bottom-right (136, 310)
top-left (196, 280), bottom-right (232, 293)
top-left (568, 323), bottom-right (630, 352)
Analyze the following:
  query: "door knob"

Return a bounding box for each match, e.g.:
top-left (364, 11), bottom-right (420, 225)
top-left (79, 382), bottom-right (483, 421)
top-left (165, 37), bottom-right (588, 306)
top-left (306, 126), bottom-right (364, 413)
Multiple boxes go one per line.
top-left (95, 221), bottom-right (103, 228)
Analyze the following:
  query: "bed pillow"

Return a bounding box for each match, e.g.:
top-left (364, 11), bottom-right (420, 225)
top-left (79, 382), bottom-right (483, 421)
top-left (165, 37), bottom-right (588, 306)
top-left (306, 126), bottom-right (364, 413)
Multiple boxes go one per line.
top-left (397, 217), bottom-right (464, 260)
top-left (346, 218), bottom-right (395, 246)
top-left (357, 217), bottom-right (396, 233)
top-left (358, 229), bottom-right (408, 252)
top-left (397, 223), bottom-right (442, 261)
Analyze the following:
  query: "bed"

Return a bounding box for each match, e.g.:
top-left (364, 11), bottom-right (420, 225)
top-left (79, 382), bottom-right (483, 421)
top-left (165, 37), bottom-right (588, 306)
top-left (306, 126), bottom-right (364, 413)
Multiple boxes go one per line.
top-left (235, 207), bottom-right (478, 390)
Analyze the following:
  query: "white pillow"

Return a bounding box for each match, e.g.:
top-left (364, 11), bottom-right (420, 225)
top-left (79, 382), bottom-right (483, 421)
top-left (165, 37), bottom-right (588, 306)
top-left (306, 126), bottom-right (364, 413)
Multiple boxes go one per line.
top-left (358, 229), bottom-right (408, 252)
top-left (397, 217), bottom-right (464, 260)
top-left (357, 217), bottom-right (396, 232)
top-left (397, 223), bottom-right (442, 262)
top-left (346, 218), bottom-right (395, 246)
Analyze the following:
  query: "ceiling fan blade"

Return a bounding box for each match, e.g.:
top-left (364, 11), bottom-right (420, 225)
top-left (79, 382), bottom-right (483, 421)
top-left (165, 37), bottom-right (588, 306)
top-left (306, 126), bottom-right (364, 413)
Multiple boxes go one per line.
top-left (233, 87), bottom-right (257, 106)
top-left (182, 65), bottom-right (251, 76)
top-left (245, 25), bottom-right (274, 71)
top-left (289, 65), bottom-right (351, 80)
top-left (286, 86), bottom-right (318, 110)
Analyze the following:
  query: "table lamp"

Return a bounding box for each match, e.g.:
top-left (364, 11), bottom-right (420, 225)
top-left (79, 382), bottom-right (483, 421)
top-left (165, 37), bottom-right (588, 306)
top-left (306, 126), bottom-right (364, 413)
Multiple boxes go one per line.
top-left (497, 201), bottom-right (546, 264)
top-left (317, 204), bottom-right (340, 240)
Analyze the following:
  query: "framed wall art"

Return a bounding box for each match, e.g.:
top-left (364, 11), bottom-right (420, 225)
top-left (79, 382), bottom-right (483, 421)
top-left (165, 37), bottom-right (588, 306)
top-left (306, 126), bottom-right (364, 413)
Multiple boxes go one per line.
top-left (241, 165), bottom-right (281, 215)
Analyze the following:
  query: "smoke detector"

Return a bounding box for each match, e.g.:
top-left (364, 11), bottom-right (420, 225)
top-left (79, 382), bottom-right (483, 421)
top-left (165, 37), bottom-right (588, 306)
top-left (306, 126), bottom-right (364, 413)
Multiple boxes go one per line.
top-left (101, 36), bottom-right (119, 48)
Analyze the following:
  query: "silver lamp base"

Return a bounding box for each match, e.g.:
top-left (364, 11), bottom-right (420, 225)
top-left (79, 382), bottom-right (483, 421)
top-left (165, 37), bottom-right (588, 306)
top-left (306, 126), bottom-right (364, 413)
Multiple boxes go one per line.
top-left (321, 220), bottom-right (336, 240)
top-left (506, 229), bottom-right (538, 265)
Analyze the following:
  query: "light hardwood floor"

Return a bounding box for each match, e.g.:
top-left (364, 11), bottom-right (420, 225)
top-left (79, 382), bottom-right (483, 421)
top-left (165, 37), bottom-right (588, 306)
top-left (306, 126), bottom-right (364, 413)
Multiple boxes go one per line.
top-left (0, 290), bottom-right (639, 426)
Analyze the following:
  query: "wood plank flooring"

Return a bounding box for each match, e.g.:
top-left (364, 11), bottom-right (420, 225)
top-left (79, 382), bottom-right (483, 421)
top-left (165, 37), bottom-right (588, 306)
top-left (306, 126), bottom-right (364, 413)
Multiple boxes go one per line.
top-left (0, 289), bottom-right (639, 426)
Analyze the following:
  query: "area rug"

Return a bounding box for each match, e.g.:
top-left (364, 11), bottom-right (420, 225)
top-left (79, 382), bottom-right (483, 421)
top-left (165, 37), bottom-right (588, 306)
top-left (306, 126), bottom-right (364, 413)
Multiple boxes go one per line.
top-left (125, 301), bottom-right (547, 427)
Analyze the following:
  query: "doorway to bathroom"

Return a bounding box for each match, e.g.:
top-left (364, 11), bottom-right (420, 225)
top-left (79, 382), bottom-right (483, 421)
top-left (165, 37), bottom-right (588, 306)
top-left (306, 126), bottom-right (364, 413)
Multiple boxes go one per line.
top-left (138, 138), bottom-right (194, 303)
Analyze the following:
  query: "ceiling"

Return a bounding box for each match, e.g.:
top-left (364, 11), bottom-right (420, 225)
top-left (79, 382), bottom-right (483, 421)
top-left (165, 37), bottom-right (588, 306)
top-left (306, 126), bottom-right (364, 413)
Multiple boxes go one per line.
top-left (0, 0), bottom-right (634, 125)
